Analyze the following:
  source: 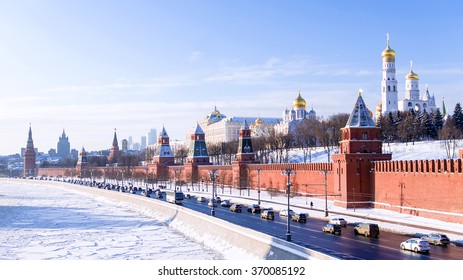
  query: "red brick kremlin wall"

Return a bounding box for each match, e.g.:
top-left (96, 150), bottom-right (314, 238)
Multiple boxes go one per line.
top-left (372, 159), bottom-right (463, 223)
top-left (37, 155), bottom-right (463, 224)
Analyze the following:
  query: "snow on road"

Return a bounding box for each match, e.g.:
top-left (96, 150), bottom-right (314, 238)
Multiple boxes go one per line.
top-left (0, 180), bottom-right (221, 260)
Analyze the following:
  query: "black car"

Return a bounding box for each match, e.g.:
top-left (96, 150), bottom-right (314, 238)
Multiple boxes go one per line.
top-left (421, 233), bottom-right (451, 246)
top-left (230, 204), bottom-right (242, 213)
top-left (292, 213), bottom-right (308, 223)
top-left (247, 204), bottom-right (261, 214)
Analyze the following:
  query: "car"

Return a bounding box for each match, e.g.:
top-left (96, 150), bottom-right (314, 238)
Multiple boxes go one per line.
top-left (197, 196), bottom-right (206, 202)
top-left (221, 200), bottom-right (231, 207)
top-left (140, 190), bottom-right (149, 197)
top-left (247, 204), bottom-right (261, 214)
top-left (292, 213), bottom-right (308, 223)
top-left (400, 238), bottom-right (431, 253)
top-left (421, 233), bottom-right (451, 246)
top-left (185, 194), bottom-right (191, 199)
top-left (230, 204), bottom-right (242, 213)
top-left (329, 217), bottom-right (347, 227)
top-left (155, 192), bottom-right (163, 199)
top-left (215, 196), bottom-right (221, 203)
top-left (208, 199), bottom-right (218, 207)
top-left (354, 223), bottom-right (380, 238)
top-left (261, 210), bottom-right (275, 220)
top-left (322, 223), bottom-right (342, 235)
top-left (279, 209), bottom-right (295, 217)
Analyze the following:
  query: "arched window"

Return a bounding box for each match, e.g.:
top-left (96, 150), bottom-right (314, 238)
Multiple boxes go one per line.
top-left (362, 132), bottom-right (368, 140)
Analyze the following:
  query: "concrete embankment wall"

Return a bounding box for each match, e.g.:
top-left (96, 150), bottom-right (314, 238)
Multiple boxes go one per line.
top-left (12, 179), bottom-right (336, 260)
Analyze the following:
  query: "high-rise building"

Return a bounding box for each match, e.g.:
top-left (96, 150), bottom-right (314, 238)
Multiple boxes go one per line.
top-left (128, 136), bottom-right (133, 150)
top-left (147, 128), bottom-right (157, 145)
top-left (122, 139), bottom-right (128, 151)
top-left (57, 129), bottom-right (71, 159)
top-left (141, 136), bottom-right (147, 150)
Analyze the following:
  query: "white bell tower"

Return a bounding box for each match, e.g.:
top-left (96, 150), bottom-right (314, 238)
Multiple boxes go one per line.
top-left (381, 34), bottom-right (398, 114)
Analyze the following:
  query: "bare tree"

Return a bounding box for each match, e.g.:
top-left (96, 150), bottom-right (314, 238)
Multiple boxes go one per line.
top-left (439, 117), bottom-right (461, 158)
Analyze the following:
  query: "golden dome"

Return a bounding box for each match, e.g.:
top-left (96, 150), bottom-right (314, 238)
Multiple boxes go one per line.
top-left (406, 70), bottom-right (419, 80)
top-left (293, 90), bottom-right (306, 108)
top-left (382, 47), bottom-right (396, 62)
top-left (375, 102), bottom-right (382, 113)
top-left (382, 34), bottom-right (395, 62)
top-left (255, 117), bottom-right (263, 125)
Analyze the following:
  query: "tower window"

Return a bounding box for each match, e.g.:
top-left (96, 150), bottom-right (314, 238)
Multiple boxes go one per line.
top-left (362, 132), bottom-right (368, 140)
top-left (388, 86), bottom-right (390, 91)
top-left (393, 86), bottom-right (396, 91)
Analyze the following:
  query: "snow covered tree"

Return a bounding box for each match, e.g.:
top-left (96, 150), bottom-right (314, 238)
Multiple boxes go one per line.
top-left (431, 109), bottom-right (444, 132)
top-left (420, 110), bottom-right (437, 140)
top-left (452, 102), bottom-right (463, 136)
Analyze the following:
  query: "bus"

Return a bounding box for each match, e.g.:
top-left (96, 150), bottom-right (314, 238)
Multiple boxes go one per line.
top-left (166, 191), bottom-right (184, 205)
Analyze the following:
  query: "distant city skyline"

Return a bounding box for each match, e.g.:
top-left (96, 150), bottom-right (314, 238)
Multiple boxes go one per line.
top-left (1, 1), bottom-right (463, 155)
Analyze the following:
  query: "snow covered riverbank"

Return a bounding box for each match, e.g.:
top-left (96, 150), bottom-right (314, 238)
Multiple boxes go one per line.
top-left (0, 179), bottom-right (221, 260)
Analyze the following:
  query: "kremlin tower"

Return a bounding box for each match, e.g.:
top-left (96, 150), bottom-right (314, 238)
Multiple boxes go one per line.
top-left (333, 91), bottom-right (392, 209)
top-left (23, 125), bottom-right (37, 177)
top-left (108, 129), bottom-right (120, 164)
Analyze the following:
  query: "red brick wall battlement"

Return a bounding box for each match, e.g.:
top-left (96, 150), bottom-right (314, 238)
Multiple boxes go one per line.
top-left (374, 159), bottom-right (463, 174)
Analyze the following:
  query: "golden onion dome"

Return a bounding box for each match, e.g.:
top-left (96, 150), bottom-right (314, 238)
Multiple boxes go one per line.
top-left (381, 46), bottom-right (395, 59)
top-left (293, 91), bottom-right (306, 108)
top-left (382, 34), bottom-right (396, 62)
top-left (255, 117), bottom-right (263, 125)
top-left (375, 102), bottom-right (382, 113)
top-left (406, 70), bottom-right (419, 80)
top-left (211, 106), bottom-right (220, 115)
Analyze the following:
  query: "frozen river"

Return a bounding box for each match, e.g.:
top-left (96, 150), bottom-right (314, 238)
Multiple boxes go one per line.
top-left (0, 179), bottom-right (222, 260)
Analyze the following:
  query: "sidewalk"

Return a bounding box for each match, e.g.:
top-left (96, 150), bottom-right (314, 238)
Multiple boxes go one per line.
top-left (171, 183), bottom-right (463, 245)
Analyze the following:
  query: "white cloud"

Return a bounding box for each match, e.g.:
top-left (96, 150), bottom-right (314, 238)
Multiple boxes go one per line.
top-left (188, 51), bottom-right (203, 63)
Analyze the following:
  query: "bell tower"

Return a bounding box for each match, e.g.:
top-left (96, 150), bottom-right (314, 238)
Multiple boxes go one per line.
top-left (381, 33), bottom-right (398, 114)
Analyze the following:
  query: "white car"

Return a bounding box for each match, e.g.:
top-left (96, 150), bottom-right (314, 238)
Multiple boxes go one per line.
top-left (329, 217), bottom-right (347, 227)
top-left (279, 209), bottom-right (295, 217)
top-left (197, 196), bottom-right (206, 202)
top-left (400, 238), bottom-right (430, 253)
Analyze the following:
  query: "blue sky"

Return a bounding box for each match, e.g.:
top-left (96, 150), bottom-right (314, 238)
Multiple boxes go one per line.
top-left (1, 0), bottom-right (462, 155)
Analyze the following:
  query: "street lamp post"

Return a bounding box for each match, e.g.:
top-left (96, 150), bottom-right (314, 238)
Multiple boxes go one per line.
top-left (322, 170), bottom-right (329, 217)
top-left (209, 169), bottom-right (218, 216)
top-left (257, 169), bottom-right (261, 206)
top-left (173, 169), bottom-right (182, 191)
top-left (281, 168), bottom-right (296, 242)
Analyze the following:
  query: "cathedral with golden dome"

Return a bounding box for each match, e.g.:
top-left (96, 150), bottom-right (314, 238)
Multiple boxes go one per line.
top-left (380, 34), bottom-right (437, 117)
top-left (274, 90), bottom-right (316, 135)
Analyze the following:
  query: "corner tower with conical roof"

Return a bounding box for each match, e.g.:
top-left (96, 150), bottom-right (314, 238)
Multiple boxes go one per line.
top-left (381, 33), bottom-right (398, 114)
top-left (24, 125), bottom-right (37, 177)
top-left (333, 91), bottom-right (392, 209)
